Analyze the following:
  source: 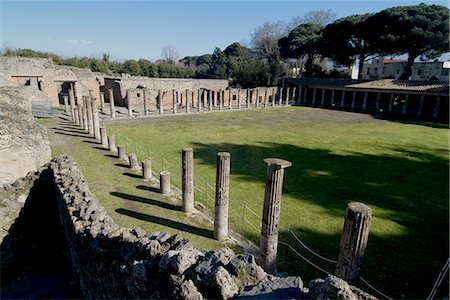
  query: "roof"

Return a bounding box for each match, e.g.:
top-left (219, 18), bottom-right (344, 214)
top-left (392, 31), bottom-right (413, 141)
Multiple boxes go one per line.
top-left (383, 59), bottom-right (407, 63)
top-left (346, 79), bottom-right (449, 93)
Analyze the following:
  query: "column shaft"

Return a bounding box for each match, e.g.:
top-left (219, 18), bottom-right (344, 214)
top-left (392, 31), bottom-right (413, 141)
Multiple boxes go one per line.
top-left (214, 152), bottom-right (231, 241)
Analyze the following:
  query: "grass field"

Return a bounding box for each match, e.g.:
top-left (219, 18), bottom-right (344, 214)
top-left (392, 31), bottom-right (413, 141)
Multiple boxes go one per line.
top-left (44, 107), bottom-right (448, 298)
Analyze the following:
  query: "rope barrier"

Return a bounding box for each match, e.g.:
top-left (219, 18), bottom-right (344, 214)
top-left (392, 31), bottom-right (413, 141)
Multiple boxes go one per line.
top-left (244, 218), bottom-right (260, 232)
top-left (426, 257), bottom-right (450, 300)
top-left (278, 241), bottom-right (330, 276)
top-left (289, 230), bottom-right (338, 264)
top-left (245, 205), bottom-right (261, 218)
top-left (360, 277), bottom-right (394, 300)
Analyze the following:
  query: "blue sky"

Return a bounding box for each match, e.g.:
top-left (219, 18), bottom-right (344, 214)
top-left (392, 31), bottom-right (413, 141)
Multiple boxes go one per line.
top-left (1, 1), bottom-right (448, 61)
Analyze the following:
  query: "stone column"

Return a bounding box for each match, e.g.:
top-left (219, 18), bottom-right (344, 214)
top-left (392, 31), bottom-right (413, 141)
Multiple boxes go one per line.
top-left (271, 89), bottom-right (276, 107)
top-left (218, 90), bottom-right (223, 111)
top-left (331, 89), bottom-right (335, 107)
top-left (160, 171), bottom-right (171, 195)
top-left (143, 89), bottom-right (148, 115)
top-left (74, 105), bottom-right (80, 125)
top-left (312, 88), bottom-right (317, 106)
top-left (63, 95), bottom-right (69, 114)
top-left (264, 89), bottom-right (268, 108)
top-left (402, 94), bottom-right (409, 115)
top-left (109, 89), bottom-right (116, 118)
top-left (321, 89), bottom-right (326, 106)
top-left (69, 89), bottom-right (76, 120)
top-left (197, 91), bottom-right (202, 113)
top-left (99, 92), bottom-right (105, 113)
top-left (433, 96), bottom-right (441, 119)
top-left (116, 145), bottom-right (125, 161)
top-left (417, 95), bottom-right (425, 117)
top-left (237, 89), bottom-right (241, 109)
top-left (186, 90), bottom-right (191, 113)
top-left (228, 90), bottom-right (232, 110)
top-left (182, 148), bottom-right (194, 213)
top-left (278, 88), bottom-right (283, 106)
top-left (192, 91), bottom-right (196, 109)
top-left (86, 96), bottom-right (94, 135)
top-left (292, 87), bottom-right (296, 105)
top-left (297, 87), bottom-right (302, 105)
top-left (100, 127), bottom-right (108, 148)
top-left (127, 89), bottom-right (133, 117)
top-left (363, 92), bottom-right (368, 111)
top-left (256, 89), bottom-right (260, 108)
top-left (260, 158), bottom-right (292, 273)
top-left (129, 153), bottom-right (139, 170)
top-left (108, 136), bottom-right (117, 153)
top-left (173, 90), bottom-right (177, 114)
top-left (159, 90), bottom-right (164, 115)
top-left (303, 88), bottom-right (308, 104)
top-left (351, 91), bottom-right (357, 109)
top-left (286, 87), bottom-right (291, 106)
top-left (77, 102), bottom-right (84, 129)
top-left (340, 90), bottom-right (346, 108)
top-left (91, 99), bottom-right (101, 141)
top-left (142, 160), bottom-right (152, 180)
top-left (335, 202), bottom-right (372, 284)
top-left (376, 92), bottom-right (381, 111)
top-left (214, 152), bottom-right (231, 241)
top-left (247, 89), bottom-right (251, 109)
top-left (388, 93), bottom-right (394, 113)
top-left (82, 98), bottom-right (88, 131)
top-left (209, 90), bottom-right (213, 111)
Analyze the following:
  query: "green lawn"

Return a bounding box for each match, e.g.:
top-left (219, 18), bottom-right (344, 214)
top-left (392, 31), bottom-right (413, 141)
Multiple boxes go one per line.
top-left (41, 107), bottom-right (449, 298)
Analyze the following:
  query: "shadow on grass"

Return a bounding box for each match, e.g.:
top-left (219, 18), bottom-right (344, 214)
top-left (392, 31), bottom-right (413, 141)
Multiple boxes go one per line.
top-left (93, 146), bottom-right (109, 151)
top-left (191, 141), bottom-right (449, 299)
top-left (115, 208), bottom-right (214, 239)
top-left (114, 163), bottom-right (130, 168)
top-left (111, 191), bottom-right (180, 211)
top-left (136, 185), bottom-right (161, 193)
top-left (54, 131), bottom-right (91, 138)
top-left (105, 154), bottom-right (118, 158)
top-left (123, 172), bottom-right (142, 179)
top-left (83, 140), bottom-right (101, 145)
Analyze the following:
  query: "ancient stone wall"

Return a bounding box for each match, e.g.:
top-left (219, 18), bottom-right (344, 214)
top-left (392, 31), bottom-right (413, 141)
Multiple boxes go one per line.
top-left (0, 86), bottom-right (51, 186)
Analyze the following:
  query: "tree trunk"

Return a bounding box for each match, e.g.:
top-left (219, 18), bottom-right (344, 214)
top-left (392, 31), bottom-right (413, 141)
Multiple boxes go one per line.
top-left (357, 52), bottom-right (365, 80)
top-left (404, 52), bottom-right (417, 80)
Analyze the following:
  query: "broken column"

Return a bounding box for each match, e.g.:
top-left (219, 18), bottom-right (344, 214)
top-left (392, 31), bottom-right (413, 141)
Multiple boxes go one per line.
top-left (109, 89), bottom-right (116, 118)
top-left (91, 98), bottom-right (101, 140)
top-left (160, 171), bottom-right (171, 195)
top-left (182, 148), bottom-right (194, 213)
top-left (260, 158), bottom-right (292, 273)
top-left (129, 153), bottom-right (139, 170)
top-left (117, 145), bottom-right (127, 161)
top-left (335, 202), bottom-right (372, 284)
top-left (100, 127), bottom-right (108, 148)
top-left (142, 160), bottom-right (152, 180)
top-left (214, 152), bottom-right (231, 241)
top-left (108, 136), bottom-right (117, 153)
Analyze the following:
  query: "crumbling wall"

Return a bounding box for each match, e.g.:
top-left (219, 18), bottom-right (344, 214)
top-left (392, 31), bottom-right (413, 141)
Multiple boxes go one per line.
top-left (0, 86), bottom-right (51, 186)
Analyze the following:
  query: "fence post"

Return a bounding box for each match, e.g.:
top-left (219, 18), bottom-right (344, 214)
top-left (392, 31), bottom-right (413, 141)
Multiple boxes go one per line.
top-left (182, 148), bottom-right (194, 212)
top-left (214, 152), bottom-right (231, 241)
top-left (260, 158), bottom-right (292, 273)
top-left (335, 202), bottom-right (372, 285)
top-left (160, 171), bottom-right (171, 195)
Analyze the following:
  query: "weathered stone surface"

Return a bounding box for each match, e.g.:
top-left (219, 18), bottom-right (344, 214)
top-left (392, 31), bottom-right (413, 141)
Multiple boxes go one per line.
top-left (0, 86), bottom-right (51, 186)
top-left (238, 276), bottom-right (303, 299)
top-left (307, 275), bottom-right (368, 300)
top-left (159, 248), bottom-right (204, 274)
top-left (228, 254), bottom-right (267, 288)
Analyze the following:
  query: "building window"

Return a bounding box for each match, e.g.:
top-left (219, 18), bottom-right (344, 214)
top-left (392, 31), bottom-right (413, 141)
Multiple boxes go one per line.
top-left (232, 95), bottom-right (237, 100)
top-left (137, 93), bottom-right (141, 97)
top-left (367, 67), bottom-right (371, 75)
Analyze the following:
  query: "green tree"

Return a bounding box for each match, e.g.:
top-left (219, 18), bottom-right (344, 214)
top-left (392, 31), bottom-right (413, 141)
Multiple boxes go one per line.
top-left (369, 3), bottom-right (449, 78)
top-left (321, 13), bottom-right (376, 79)
top-left (121, 60), bottom-right (141, 76)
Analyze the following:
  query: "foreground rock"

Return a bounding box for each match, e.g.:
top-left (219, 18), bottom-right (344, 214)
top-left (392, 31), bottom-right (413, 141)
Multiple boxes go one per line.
top-left (1, 155), bottom-right (377, 299)
top-left (0, 86), bottom-right (51, 186)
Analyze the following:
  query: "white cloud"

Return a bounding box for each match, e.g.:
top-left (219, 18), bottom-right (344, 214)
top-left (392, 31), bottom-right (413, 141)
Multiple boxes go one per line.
top-left (65, 39), bottom-right (93, 45)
